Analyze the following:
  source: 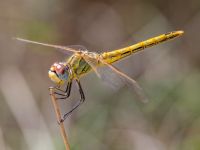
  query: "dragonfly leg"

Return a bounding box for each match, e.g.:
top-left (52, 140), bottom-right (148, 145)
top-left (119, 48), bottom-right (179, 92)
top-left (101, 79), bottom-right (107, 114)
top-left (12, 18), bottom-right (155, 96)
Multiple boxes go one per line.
top-left (49, 81), bottom-right (72, 99)
top-left (59, 79), bottom-right (85, 123)
top-left (55, 82), bottom-right (72, 100)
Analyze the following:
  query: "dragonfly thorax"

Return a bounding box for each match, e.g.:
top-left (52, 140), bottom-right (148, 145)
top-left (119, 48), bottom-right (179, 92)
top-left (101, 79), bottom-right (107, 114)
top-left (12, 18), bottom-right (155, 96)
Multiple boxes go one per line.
top-left (48, 62), bottom-right (70, 85)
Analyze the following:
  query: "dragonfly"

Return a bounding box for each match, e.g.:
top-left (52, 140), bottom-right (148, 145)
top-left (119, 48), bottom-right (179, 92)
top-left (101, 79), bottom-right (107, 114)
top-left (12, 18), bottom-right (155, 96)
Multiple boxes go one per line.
top-left (16, 30), bottom-right (184, 122)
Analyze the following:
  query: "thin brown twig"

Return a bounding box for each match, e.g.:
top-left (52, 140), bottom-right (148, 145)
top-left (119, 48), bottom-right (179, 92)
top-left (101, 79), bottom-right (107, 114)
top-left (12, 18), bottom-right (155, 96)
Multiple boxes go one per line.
top-left (49, 88), bottom-right (70, 150)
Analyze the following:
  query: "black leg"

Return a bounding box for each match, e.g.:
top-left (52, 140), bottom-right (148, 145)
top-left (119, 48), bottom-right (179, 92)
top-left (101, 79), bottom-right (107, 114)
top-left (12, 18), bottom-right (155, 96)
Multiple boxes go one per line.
top-left (57, 81), bottom-right (72, 99)
top-left (60, 79), bottom-right (85, 123)
top-left (50, 81), bottom-right (72, 99)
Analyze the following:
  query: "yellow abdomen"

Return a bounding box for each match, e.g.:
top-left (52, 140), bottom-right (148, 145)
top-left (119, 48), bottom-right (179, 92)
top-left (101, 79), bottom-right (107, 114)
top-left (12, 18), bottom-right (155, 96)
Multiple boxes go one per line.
top-left (101, 31), bottom-right (184, 64)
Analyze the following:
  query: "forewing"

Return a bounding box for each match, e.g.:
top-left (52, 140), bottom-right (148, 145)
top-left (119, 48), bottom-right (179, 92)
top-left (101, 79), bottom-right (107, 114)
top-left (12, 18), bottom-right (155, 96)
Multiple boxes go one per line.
top-left (81, 53), bottom-right (101, 78)
top-left (15, 38), bottom-right (79, 54)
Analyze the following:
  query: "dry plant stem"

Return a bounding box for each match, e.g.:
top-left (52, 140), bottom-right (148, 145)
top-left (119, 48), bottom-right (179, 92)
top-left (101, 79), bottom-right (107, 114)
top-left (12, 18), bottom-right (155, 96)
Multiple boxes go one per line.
top-left (49, 88), bottom-right (70, 150)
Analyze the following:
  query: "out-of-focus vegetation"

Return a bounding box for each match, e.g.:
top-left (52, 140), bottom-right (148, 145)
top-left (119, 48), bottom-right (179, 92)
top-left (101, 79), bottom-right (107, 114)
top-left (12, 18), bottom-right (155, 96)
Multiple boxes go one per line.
top-left (0, 0), bottom-right (199, 150)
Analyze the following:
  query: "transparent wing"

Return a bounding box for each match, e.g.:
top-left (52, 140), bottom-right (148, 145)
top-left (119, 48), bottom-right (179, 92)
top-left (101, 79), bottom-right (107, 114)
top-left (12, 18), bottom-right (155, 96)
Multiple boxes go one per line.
top-left (15, 38), bottom-right (79, 54)
top-left (81, 53), bottom-right (101, 78)
top-left (66, 45), bottom-right (87, 51)
top-left (61, 45), bottom-right (88, 55)
top-left (94, 65), bottom-right (125, 89)
top-left (81, 54), bottom-right (148, 103)
top-left (99, 59), bottom-right (148, 103)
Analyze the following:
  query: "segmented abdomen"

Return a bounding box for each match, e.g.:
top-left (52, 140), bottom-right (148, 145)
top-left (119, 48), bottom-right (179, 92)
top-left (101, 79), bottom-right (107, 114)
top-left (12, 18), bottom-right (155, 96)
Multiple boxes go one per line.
top-left (101, 31), bottom-right (183, 64)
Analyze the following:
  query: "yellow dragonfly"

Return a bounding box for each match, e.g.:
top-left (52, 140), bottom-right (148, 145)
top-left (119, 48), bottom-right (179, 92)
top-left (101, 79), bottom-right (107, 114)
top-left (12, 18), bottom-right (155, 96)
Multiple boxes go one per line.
top-left (16, 30), bottom-right (184, 122)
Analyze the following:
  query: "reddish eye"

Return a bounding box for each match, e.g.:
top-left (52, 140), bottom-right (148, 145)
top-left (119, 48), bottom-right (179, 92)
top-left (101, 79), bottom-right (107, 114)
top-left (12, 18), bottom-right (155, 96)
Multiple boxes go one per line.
top-left (60, 68), bottom-right (65, 74)
top-left (55, 64), bottom-right (65, 74)
top-left (56, 65), bottom-right (61, 69)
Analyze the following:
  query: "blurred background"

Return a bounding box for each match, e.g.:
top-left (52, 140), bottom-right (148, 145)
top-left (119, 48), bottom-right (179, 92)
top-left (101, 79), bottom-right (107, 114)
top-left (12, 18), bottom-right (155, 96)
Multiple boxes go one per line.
top-left (0, 0), bottom-right (199, 150)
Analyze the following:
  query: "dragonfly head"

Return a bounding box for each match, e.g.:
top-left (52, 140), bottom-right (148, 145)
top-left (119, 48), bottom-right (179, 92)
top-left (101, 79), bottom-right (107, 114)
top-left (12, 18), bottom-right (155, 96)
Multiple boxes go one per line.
top-left (48, 62), bottom-right (70, 85)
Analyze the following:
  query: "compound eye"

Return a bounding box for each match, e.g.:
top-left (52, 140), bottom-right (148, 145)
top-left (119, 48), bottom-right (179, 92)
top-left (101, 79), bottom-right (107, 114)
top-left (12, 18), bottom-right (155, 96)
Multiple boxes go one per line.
top-left (55, 63), bottom-right (66, 75)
